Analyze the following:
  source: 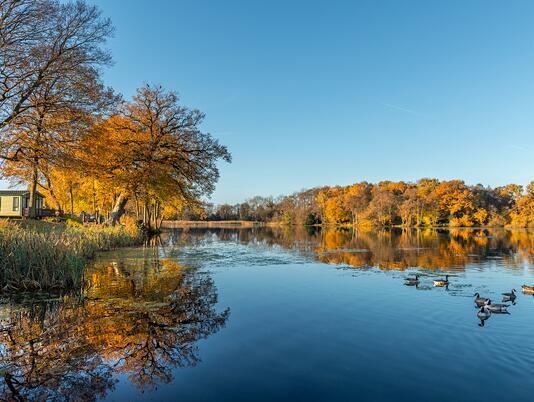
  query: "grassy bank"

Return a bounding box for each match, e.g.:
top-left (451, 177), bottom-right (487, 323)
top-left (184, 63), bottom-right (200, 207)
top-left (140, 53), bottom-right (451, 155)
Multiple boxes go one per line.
top-left (0, 220), bottom-right (143, 292)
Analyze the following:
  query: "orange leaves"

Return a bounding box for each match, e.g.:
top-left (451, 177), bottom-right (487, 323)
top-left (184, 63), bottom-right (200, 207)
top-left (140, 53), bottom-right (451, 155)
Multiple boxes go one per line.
top-left (324, 196), bottom-right (351, 224)
top-left (510, 182), bottom-right (534, 227)
top-left (310, 178), bottom-right (531, 228)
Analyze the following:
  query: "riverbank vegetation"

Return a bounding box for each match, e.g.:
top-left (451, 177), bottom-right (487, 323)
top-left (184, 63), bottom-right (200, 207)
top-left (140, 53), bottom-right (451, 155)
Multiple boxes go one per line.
top-left (0, 220), bottom-right (142, 292)
top-left (189, 179), bottom-right (534, 228)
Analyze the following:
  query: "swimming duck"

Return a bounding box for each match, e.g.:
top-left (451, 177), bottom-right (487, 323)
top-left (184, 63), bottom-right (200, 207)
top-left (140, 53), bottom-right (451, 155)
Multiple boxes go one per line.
top-left (477, 305), bottom-right (491, 326)
top-left (502, 289), bottom-right (517, 303)
top-left (404, 275), bottom-right (420, 286)
top-left (474, 293), bottom-right (490, 307)
top-left (485, 299), bottom-right (509, 313)
top-left (522, 285), bottom-right (534, 294)
top-left (477, 305), bottom-right (491, 320)
top-left (502, 289), bottom-right (516, 299)
top-left (433, 275), bottom-right (449, 287)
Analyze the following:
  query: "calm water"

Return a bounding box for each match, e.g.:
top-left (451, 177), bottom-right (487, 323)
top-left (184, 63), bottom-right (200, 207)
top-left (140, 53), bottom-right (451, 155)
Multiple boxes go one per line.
top-left (1, 227), bottom-right (534, 401)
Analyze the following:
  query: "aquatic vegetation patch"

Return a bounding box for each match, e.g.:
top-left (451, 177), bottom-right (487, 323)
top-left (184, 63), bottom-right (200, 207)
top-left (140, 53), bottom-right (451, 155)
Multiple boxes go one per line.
top-left (0, 221), bottom-right (143, 292)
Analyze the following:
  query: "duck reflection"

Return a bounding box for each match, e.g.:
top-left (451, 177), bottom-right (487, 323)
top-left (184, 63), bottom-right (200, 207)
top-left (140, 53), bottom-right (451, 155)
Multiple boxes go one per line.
top-left (0, 252), bottom-right (229, 401)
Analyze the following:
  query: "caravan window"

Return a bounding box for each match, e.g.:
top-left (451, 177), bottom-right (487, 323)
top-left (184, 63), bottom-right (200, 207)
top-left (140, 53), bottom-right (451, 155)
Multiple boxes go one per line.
top-left (13, 197), bottom-right (19, 211)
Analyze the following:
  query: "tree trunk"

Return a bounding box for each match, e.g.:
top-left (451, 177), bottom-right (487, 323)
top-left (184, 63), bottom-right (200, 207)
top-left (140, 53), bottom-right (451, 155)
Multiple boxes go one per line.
top-left (28, 163), bottom-right (38, 218)
top-left (352, 209), bottom-right (359, 227)
top-left (143, 204), bottom-right (147, 225)
top-left (69, 185), bottom-right (74, 216)
top-left (134, 194), bottom-right (139, 221)
top-left (145, 201), bottom-right (152, 231)
top-left (155, 200), bottom-right (163, 230)
top-left (92, 179), bottom-right (97, 215)
top-left (108, 193), bottom-right (129, 226)
top-left (151, 202), bottom-right (157, 229)
top-left (28, 117), bottom-right (44, 219)
top-left (39, 173), bottom-right (62, 212)
top-left (155, 201), bottom-right (160, 229)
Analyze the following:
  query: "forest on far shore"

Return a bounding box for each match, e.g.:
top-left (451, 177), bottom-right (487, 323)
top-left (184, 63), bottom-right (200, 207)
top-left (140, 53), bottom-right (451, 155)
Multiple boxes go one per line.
top-left (178, 179), bottom-right (534, 228)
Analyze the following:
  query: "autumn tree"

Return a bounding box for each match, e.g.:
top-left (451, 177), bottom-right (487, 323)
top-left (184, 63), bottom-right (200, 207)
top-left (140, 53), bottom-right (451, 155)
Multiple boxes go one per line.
top-left (415, 178), bottom-right (439, 225)
top-left (0, 0), bottom-right (114, 217)
top-left (1, 75), bottom-right (116, 217)
top-left (510, 181), bottom-right (534, 227)
top-left (366, 182), bottom-right (401, 226)
top-left (244, 196), bottom-right (277, 222)
top-left (245, 177), bottom-right (530, 228)
top-left (430, 180), bottom-right (476, 226)
top-left (0, 0), bottom-right (112, 129)
top-left (399, 186), bottom-right (421, 226)
top-left (239, 202), bottom-right (252, 220)
top-left (82, 85), bottom-right (231, 226)
top-left (320, 187), bottom-right (350, 224)
top-left (344, 182), bottom-right (372, 226)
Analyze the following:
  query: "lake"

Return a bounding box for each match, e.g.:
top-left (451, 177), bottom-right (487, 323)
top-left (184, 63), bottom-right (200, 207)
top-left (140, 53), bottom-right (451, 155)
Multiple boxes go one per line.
top-left (1, 227), bottom-right (534, 401)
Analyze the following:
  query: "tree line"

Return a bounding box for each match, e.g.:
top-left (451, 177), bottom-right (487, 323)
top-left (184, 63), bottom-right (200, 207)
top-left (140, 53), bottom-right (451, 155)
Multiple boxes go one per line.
top-left (186, 179), bottom-right (534, 228)
top-left (0, 0), bottom-right (230, 229)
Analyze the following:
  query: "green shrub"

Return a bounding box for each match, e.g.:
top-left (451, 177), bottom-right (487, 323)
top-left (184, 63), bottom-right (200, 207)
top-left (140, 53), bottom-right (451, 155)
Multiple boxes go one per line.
top-left (305, 213), bottom-right (321, 226)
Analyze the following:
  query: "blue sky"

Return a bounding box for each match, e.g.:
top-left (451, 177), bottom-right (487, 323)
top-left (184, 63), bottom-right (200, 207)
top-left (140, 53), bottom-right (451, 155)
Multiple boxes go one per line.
top-left (6, 1), bottom-right (534, 203)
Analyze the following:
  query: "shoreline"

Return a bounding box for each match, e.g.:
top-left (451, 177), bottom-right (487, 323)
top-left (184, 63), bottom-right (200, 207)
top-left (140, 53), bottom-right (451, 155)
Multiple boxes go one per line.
top-left (161, 220), bottom-right (533, 230)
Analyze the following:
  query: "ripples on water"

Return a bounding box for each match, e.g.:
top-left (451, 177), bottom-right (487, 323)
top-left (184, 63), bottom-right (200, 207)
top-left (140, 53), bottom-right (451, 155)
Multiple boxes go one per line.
top-left (1, 227), bottom-right (533, 401)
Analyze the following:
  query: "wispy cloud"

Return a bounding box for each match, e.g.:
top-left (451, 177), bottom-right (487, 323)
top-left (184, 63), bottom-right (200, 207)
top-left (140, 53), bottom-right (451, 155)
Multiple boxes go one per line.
top-left (507, 144), bottom-right (530, 152)
top-left (380, 102), bottom-right (424, 117)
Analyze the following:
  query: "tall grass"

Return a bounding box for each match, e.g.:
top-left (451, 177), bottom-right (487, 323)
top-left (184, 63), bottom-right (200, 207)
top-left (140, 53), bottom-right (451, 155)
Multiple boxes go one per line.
top-left (0, 220), bottom-right (143, 292)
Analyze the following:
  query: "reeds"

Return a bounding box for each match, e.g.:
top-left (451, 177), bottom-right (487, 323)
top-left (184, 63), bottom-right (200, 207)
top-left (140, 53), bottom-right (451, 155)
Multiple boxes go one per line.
top-left (0, 220), bottom-right (143, 292)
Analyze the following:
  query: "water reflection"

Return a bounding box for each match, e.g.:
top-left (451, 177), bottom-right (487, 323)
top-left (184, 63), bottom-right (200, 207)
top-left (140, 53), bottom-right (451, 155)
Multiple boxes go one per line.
top-left (165, 226), bottom-right (534, 271)
top-left (1, 227), bottom-right (533, 400)
top-left (0, 249), bottom-right (229, 401)
top-left (165, 227), bottom-right (533, 331)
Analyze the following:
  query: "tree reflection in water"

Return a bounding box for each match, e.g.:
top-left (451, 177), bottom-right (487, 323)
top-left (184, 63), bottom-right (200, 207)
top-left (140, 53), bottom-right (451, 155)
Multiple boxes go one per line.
top-left (166, 226), bottom-right (533, 271)
top-left (0, 249), bottom-right (229, 401)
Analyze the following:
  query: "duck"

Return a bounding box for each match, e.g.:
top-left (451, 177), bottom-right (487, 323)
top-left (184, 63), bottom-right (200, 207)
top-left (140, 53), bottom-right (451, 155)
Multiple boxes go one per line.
top-left (485, 299), bottom-right (509, 313)
top-left (477, 305), bottom-right (491, 327)
top-left (477, 305), bottom-right (491, 320)
top-left (433, 275), bottom-right (449, 287)
top-left (521, 285), bottom-right (534, 294)
top-left (404, 274), bottom-right (420, 286)
top-left (474, 293), bottom-right (490, 307)
top-left (502, 289), bottom-right (517, 303)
